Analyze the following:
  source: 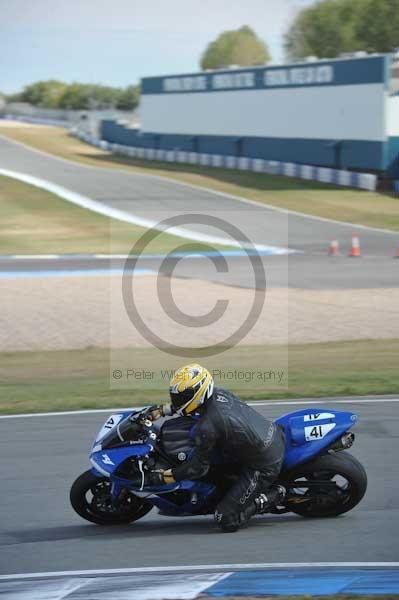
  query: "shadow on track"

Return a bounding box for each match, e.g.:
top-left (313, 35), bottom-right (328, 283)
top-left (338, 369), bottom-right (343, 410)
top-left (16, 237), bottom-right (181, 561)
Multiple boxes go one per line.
top-left (4, 515), bottom-right (306, 545)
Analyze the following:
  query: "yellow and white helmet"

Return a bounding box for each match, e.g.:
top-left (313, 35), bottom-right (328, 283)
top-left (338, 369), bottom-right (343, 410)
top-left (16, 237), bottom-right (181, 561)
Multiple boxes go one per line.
top-left (169, 364), bottom-right (214, 416)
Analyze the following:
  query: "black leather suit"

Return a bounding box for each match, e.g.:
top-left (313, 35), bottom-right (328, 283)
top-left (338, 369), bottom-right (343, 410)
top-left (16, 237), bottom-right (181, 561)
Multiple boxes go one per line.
top-left (171, 388), bottom-right (286, 529)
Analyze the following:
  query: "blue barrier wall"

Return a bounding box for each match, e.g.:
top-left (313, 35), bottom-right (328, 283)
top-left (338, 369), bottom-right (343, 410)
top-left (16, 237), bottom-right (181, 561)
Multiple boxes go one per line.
top-left (387, 138), bottom-right (399, 177)
top-left (101, 121), bottom-right (384, 172)
top-left (75, 129), bottom-right (378, 191)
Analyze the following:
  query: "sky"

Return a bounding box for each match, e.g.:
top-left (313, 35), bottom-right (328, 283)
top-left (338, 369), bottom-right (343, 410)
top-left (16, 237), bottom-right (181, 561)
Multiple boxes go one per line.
top-left (0, 0), bottom-right (315, 94)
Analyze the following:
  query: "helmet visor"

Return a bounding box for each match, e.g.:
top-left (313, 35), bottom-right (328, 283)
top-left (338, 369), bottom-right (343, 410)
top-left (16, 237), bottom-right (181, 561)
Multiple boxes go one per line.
top-left (169, 381), bottom-right (201, 414)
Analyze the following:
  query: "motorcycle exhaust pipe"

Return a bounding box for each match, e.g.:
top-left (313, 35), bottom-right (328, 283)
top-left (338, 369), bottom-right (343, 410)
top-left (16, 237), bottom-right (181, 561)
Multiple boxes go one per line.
top-left (328, 431), bottom-right (355, 453)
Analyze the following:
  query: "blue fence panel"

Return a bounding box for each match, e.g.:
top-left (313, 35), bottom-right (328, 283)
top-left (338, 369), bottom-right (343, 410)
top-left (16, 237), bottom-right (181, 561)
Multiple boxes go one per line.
top-left (100, 120), bottom-right (384, 172)
top-left (74, 129), bottom-right (377, 191)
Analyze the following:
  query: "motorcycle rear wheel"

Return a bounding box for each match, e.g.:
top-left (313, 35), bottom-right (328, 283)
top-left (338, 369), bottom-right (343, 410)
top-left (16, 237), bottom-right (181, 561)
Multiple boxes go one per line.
top-left (281, 451), bottom-right (367, 518)
top-left (70, 470), bottom-right (153, 525)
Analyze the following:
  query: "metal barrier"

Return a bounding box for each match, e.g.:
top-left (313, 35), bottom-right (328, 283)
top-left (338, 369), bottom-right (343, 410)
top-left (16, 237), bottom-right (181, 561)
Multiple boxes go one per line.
top-left (71, 129), bottom-right (378, 192)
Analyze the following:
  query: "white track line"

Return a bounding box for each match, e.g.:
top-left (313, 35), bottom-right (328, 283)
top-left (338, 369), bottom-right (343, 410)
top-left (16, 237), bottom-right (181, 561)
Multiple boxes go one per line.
top-left (1, 562), bottom-right (398, 581)
top-left (1, 132), bottom-right (396, 235)
top-left (5, 254), bottom-right (61, 259)
top-left (1, 251), bottom-right (287, 260)
top-left (0, 397), bottom-right (397, 419)
top-left (0, 167), bottom-right (292, 255)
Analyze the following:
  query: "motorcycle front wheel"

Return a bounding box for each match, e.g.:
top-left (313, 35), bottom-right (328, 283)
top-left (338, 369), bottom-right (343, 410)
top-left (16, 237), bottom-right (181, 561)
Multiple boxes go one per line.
top-left (70, 470), bottom-right (153, 525)
top-left (281, 451), bottom-right (367, 518)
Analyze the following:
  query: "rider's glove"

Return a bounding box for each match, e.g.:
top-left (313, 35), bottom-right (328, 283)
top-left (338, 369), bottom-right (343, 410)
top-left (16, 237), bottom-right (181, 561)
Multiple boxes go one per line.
top-left (162, 469), bottom-right (176, 484)
top-left (141, 404), bottom-right (173, 422)
top-left (145, 471), bottom-right (164, 487)
top-left (145, 469), bottom-right (176, 487)
top-left (148, 406), bottom-right (164, 421)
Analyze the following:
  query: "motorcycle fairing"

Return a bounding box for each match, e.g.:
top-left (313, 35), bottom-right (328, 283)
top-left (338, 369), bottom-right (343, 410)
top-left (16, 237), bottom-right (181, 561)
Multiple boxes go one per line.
top-left (276, 408), bottom-right (358, 469)
top-left (90, 443), bottom-right (152, 477)
top-left (148, 480), bottom-right (216, 515)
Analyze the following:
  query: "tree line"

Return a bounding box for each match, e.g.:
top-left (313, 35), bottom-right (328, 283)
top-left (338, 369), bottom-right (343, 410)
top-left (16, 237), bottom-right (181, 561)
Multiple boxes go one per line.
top-left (201, 0), bottom-right (398, 67)
top-left (6, 80), bottom-right (140, 111)
top-left (285, 0), bottom-right (399, 60)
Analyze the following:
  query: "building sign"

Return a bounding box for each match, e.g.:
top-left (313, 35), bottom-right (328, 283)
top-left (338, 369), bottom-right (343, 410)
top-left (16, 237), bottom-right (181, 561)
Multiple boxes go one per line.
top-left (163, 76), bottom-right (207, 92)
top-left (162, 66), bottom-right (332, 93)
top-left (143, 56), bottom-right (387, 95)
top-left (264, 65), bottom-right (333, 86)
top-left (212, 71), bottom-right (255, 89)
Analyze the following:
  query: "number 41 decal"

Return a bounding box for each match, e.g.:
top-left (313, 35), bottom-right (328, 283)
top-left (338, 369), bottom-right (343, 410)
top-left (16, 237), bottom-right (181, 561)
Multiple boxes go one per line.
top-left (304, 423), bottom-right (336, 441)
top-left (309, 425), bottom-right (323, 438)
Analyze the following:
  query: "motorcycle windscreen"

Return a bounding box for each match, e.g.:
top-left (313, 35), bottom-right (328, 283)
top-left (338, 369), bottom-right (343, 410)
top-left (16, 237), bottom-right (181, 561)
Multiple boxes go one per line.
top-left (101, 415), bottom-right (144, 449)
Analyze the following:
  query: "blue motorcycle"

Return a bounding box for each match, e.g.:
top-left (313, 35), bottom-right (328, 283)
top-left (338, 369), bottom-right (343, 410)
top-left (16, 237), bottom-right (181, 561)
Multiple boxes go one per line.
top-left (70, 406), bottom-right (367, 525)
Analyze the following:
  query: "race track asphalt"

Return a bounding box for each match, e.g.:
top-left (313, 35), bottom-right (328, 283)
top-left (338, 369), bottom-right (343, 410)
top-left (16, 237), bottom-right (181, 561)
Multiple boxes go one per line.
top-left (1, 253), bottom-right (398, 289)
top-left (1, 135), bottom-right (399, 289)
top-left (0, 398), bottom-right (398, 576)
top-left (1, 134), bottom-right (398, 577)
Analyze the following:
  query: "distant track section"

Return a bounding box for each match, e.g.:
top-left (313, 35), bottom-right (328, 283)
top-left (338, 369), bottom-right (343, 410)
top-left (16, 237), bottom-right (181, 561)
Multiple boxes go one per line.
top-left (0, 167), bottom-right (294, 255)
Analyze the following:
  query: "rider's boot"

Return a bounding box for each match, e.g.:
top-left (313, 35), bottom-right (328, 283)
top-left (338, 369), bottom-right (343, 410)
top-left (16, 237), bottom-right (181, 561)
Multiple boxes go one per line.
top-left (234, 485), bottom-right (286, 527)
top-left (254, 485), bottom-right (286, 514)
top-left (215, 486), bottom-right (286, 533)
top-left (214, 510), bottom-right (240, 533)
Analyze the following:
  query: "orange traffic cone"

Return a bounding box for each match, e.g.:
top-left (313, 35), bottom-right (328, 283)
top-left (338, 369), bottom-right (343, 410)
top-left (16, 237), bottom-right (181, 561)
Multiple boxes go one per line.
top-left (329, 240), bottom-right (340, 256)
top-left (349, 234), bottom-right (361, 257)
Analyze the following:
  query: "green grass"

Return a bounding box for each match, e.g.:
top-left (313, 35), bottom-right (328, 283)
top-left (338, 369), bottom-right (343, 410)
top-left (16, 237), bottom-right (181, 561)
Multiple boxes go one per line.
top-left (1, 339), bottom-right (398, 414)
top-left (2, 124), bottom-right (399, 231)
top-left (0, 174), bottom-right (231, 255)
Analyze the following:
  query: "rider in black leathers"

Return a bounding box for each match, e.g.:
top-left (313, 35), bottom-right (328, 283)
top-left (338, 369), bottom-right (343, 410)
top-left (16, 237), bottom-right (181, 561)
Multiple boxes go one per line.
top-left (145, 364), bottom-right (286, 533)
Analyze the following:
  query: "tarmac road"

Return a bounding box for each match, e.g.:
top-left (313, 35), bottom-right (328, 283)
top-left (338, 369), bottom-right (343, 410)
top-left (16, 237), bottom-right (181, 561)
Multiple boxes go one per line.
top-left (1, 135), bottom-right (399, 290)
top-left (1, 136), bottom-right (398, 576)
top-left (1, 253), bottom-right (398, 289)
top-left (0, 398), bottom-right (398, 576)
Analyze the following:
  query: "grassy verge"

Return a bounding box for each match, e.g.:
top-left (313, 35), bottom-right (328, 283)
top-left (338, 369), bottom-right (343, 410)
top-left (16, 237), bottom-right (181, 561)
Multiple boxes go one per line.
top-left (2, 124), bottom-right (399, 231)
top-left (1, 339), bottom-right (398, 414)
top-left (0, 174), bottom-right (228, 255)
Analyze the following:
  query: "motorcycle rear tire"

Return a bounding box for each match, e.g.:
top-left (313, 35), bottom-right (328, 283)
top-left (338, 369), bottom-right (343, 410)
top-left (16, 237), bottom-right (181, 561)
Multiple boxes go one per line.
top-left (281, 451), bottom-right (367, 518)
